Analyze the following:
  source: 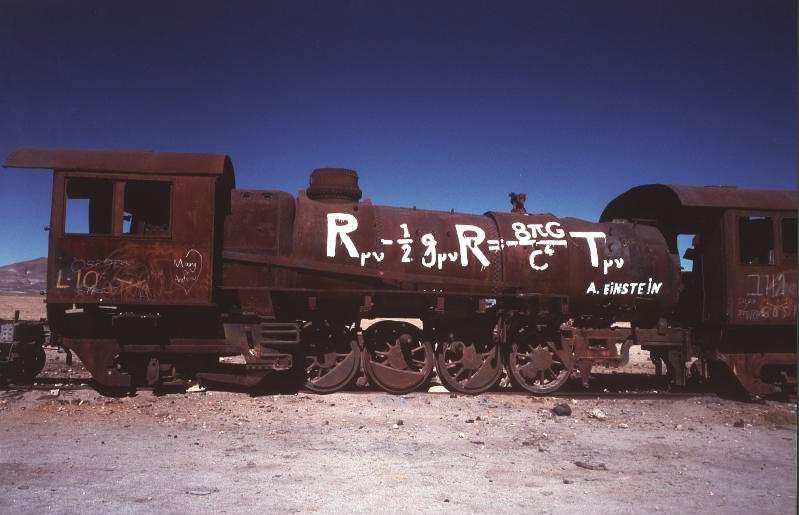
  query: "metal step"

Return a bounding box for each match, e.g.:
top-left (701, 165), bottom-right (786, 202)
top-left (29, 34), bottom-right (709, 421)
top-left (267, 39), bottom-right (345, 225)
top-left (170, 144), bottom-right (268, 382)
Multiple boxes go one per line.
top-left (259, 321), bottom-right (301, 347)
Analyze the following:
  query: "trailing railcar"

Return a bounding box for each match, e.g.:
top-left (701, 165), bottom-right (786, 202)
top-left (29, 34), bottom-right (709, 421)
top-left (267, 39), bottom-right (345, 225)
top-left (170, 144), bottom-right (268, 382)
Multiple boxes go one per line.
top-left (2, 148), bottom-right (795, 395)
top-left (602, 185), bottom-right (797, 395)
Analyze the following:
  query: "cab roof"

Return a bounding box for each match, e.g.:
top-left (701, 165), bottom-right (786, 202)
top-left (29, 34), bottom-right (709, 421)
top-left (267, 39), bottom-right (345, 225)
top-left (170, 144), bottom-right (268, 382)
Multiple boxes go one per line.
top-left (602, 184), bottom-right (796, 224)
top-left (3, 147), bottom-right (233, 178)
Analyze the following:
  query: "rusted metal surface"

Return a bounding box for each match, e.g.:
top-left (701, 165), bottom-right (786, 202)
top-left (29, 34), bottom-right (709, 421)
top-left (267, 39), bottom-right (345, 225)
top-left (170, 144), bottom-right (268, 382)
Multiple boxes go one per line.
top-left (3, 147), bottom-right (795, 397)
top-left (220, 189), bottom-right (295, 317)
top-left (504, 316), bottom-right (574, 394)
top-left (0, 318), bottom-right (47, 384)
top-left (601, 184), bottom-right (798, 220)
top-left (3, 147), bottom-right (233, 177)
top-left (6, 149), bottom-right (234, 312)
top-left (361, 321), bottom-right (435, 394)
top-left (283, 189), bottom-right (680, 326)
top-left (2, 147), bottom-right (235, 387)
top-left (301, 321), bottom-right (361, 394)
top-left (710, 350), bottom-right (796, 395)
top-left (602, 183), bottom-right (797, 395)
top-left (62, 338), bottom-right (131, 388)
top-left (433, 318), bottom-right (502, 394)
top-left (306, 168), bottom-right (362, 203)
top-left (489, 211), bottom-right (680, 317)
top-left (722, 209), bottom-right (797, 326)
top-left (50, 243), bottom-right (213, 305)
top-left (44, 169), bottom-right (219, 306)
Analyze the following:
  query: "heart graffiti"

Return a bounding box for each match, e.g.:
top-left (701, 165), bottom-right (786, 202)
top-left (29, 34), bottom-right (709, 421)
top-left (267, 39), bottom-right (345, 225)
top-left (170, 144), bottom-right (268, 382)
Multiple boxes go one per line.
top-left (173, 249), bottom-right (203, 294)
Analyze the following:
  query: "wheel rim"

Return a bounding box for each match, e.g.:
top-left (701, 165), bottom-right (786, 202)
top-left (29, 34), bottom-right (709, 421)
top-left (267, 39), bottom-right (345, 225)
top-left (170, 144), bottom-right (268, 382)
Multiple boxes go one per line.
top-left (302, 322), bottom-right (361, 394)
top-left (509, 341), bottom-right (571, 395)
top-left (435, 333), bottom-right (502, 394)
top-left (362, 321), bottom-right (434, 394)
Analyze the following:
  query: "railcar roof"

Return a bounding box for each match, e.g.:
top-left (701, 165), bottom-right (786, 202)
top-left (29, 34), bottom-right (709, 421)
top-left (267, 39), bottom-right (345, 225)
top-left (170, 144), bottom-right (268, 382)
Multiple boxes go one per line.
top-left (601, 183), bottom-right (797, 223)
top-left (3, 147), bottom-right (233, 176)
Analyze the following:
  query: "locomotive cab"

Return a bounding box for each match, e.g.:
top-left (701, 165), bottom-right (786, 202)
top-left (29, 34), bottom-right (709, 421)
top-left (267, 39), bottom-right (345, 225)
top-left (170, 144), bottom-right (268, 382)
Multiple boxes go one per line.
top-left (4, 148), bottom-right (234, 308)
top-left (4, 148), bottom-right (235, 387)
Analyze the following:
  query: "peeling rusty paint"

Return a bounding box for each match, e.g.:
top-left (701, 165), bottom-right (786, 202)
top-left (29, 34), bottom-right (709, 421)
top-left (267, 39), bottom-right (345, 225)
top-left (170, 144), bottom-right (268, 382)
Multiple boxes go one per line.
top-left (2, 147), bottom-right (795, 396)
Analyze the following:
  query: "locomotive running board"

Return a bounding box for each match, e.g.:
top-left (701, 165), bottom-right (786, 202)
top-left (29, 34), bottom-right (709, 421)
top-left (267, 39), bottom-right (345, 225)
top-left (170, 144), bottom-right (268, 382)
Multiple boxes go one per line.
top-left (221, 251), bottom-right (502, 289)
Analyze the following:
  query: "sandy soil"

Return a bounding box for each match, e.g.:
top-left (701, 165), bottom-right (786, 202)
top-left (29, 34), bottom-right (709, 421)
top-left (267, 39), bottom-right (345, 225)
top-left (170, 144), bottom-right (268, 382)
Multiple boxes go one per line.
top-left (0, 387), bottom-right (795, 514)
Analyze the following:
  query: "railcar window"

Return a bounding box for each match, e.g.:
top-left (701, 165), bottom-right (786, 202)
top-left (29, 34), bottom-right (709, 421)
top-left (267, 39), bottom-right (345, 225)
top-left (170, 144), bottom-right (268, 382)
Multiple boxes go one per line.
top-left (738, 216), bottom-right (774, 266)
top-left (123, 181), bottom-right (171, 236)
top-left (65, 178), bottom-right (113, 234)
top-left (781, 217), bottom-right (797, 259)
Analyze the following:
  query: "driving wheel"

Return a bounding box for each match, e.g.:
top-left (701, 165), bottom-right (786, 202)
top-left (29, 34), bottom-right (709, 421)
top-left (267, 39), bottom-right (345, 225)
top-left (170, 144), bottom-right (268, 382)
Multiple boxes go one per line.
top-left (302, 321), bottom-right (361, 394)
top-left (435, 329), bottom-right (502, 394)
top-left (362, 320), bottom-right (434, 394)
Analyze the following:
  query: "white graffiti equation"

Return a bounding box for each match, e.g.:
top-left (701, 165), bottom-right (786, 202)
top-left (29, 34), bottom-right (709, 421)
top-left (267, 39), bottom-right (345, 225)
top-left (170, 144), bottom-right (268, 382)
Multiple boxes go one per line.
top-left (325, 213), bottom-right (664, 297)
top-left (326, 213), bottom-right (608, 273)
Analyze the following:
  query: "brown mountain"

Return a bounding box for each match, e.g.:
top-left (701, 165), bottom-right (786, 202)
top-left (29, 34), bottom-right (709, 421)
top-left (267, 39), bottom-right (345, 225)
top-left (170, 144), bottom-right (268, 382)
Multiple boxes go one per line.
top-left (0, 257), bottom-right (47, 294)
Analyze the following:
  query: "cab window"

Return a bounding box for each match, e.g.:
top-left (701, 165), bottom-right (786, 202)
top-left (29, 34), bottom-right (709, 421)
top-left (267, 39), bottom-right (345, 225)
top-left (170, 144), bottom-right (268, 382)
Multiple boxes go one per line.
top-left (65, 178), bottom-right (113, 234)
top-left (781, 217), bottom-right (797, 264)
top-left (738, 216), bottom-right (774, 265)
top-left (122, 181), bottom-right (171, 236)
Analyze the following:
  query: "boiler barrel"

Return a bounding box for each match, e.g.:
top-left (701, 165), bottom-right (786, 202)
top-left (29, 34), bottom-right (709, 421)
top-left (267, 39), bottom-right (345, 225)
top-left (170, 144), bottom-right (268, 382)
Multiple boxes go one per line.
top-left (288, 194), bottom-right (680, 321)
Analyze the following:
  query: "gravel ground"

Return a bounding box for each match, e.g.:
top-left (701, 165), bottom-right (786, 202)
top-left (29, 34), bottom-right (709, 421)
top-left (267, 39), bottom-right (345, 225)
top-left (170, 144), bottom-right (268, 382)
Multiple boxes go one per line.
top-left (1, 306), bottom-right (796, 513)
top-left (0, 385), bottom-right (795, 514)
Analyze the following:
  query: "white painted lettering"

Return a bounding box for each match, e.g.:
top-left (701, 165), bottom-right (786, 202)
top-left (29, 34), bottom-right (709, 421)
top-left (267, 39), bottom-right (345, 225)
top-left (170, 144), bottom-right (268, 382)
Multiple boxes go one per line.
top-left (529, 249), bottom-right (549, 271)
top-left (326, 213), bottom-right (359, 258)
top-left (569, 231), bottom-right (606, 268)
top-left (455, 224), bottom-right (490, 267)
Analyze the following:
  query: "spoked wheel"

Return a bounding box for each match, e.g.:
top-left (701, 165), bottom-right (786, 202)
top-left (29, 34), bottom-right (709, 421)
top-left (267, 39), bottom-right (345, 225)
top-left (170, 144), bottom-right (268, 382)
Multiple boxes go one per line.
top-left (507, 324), bottom-right (572, 394)
top-left (508, 342), bottom-right (571, 394)
top-left (302, 321), bottom-right (361, 394)
top-left (435, 331), bottom-right (502, 394)
top-left (362, 321), bottom-right (434, 394)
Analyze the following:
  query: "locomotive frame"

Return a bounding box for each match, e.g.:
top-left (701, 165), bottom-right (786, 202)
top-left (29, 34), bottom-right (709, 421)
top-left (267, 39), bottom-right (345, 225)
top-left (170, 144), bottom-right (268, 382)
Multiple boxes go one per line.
top-left (3, 147), bottom-right (796, 396)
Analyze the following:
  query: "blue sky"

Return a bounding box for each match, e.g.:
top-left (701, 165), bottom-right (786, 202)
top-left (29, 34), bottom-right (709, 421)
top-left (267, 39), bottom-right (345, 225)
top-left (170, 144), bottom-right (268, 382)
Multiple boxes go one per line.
top-left (0, 1), bottom-right (795, 265)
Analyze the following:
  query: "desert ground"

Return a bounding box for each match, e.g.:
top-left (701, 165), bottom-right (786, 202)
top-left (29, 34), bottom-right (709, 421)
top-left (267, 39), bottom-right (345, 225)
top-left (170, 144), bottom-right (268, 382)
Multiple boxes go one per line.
top-left (1, 294), bottom-right (796, 514)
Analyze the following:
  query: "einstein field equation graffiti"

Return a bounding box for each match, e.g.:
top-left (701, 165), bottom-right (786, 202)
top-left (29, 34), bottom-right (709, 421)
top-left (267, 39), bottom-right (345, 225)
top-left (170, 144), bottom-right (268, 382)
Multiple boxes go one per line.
top-left (325, 213), bottom-right (663, 296)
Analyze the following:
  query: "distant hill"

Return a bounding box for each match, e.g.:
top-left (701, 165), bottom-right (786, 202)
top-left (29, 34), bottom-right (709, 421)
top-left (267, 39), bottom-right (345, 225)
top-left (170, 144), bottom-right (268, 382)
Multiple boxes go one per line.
top-left (0, 257), bottom-right (47, 295)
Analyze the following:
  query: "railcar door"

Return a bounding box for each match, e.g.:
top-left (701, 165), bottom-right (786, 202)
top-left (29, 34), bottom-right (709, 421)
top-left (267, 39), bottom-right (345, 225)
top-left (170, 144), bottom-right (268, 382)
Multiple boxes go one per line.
top-left (697, 216), bottom-right (726, 324)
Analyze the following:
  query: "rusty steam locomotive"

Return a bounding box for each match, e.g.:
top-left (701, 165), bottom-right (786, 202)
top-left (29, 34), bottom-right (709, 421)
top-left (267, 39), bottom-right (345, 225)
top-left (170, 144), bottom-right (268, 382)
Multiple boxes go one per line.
top-left (2, 148), bottom-right (796, 396)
